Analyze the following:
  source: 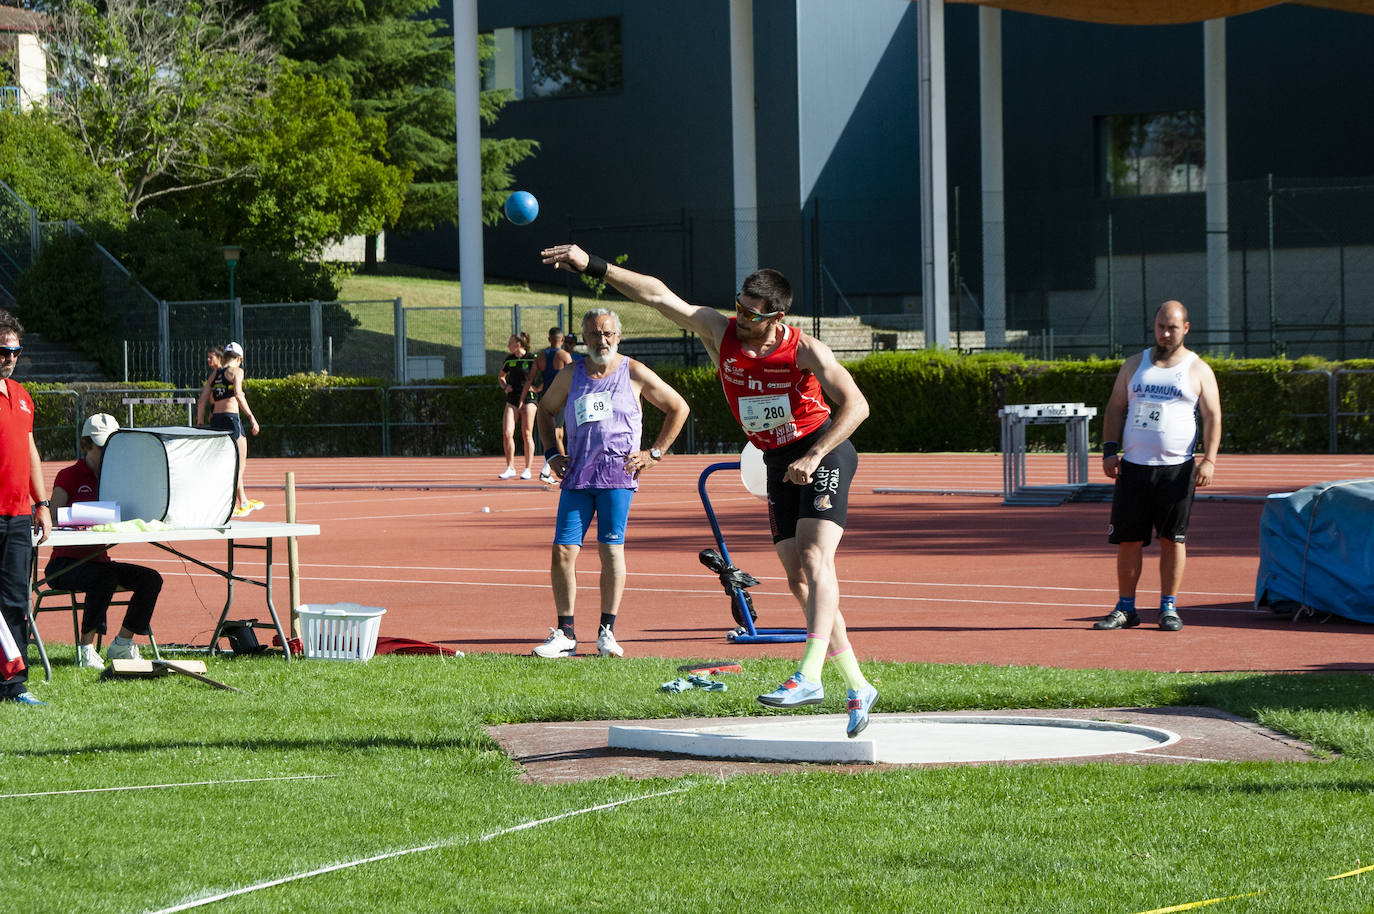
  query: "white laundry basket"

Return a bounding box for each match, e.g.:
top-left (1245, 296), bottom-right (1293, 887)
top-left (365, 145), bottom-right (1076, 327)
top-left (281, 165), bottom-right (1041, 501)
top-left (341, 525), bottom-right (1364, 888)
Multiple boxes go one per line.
top-left (296, 604), bottom-right (387, 661)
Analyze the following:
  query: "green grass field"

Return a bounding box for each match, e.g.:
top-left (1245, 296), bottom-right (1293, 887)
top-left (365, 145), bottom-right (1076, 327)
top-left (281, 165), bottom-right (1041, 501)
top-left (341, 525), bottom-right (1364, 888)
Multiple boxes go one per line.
top-left (332, 264), bottom-right (690, 378)
top-left (4, 650), bottom-right (1372, 913)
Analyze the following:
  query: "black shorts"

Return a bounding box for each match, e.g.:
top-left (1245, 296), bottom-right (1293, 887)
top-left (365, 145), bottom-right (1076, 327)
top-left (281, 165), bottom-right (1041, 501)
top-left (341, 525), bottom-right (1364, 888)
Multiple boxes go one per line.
top-left (1108, 459), bottom-right (1196, 546)
top-left (210, 412), bottom-right (243, 441)
top-left (762, 425), bottom-right (858, 544)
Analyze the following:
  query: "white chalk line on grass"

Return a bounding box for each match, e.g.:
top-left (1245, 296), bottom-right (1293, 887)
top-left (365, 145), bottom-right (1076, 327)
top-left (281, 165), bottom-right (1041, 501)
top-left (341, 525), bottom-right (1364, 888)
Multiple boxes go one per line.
top-left (144, 785), bottom-right (691, 914)
top-left (0, 774), bottom-right (335, 800)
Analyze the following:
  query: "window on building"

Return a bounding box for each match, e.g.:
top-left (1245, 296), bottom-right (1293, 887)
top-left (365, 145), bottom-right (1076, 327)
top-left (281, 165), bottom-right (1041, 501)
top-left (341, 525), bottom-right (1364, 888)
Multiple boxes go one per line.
top-left (523, 18), bottom-right (622, 98)
top-left (1100, 110), bottom-right (1205, 197)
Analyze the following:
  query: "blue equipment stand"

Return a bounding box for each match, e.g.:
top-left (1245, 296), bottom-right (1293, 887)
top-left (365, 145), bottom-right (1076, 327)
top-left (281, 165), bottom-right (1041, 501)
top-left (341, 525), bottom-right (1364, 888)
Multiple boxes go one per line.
top-left (698, 461), bottom-right (806, 644)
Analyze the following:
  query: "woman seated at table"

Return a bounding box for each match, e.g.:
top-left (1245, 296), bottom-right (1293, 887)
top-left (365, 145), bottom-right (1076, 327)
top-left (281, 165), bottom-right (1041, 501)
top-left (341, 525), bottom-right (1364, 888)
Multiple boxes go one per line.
top-left (45, 414), bottom-right (162, 670)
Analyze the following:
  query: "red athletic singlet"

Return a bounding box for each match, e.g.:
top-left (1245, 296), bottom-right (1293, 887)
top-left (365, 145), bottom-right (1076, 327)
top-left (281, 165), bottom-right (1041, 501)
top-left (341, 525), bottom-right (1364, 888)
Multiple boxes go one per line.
top-left (718, 319), bottom-right (830, 450)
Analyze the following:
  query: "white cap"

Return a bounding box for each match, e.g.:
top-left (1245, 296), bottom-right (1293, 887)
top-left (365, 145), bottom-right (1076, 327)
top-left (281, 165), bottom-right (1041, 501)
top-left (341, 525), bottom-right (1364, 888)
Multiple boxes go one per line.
top-left (225, 341), bottom-right (244, 358)
top-left (81, 413), bottom-right (120, 447)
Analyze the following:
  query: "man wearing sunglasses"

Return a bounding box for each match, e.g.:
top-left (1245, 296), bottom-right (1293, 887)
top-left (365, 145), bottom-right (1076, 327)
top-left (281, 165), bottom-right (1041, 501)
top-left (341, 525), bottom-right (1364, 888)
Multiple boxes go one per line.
top-left (540, 245), bottom-right (878, 737)
top-left (0, 310), bottom-right (52, 705)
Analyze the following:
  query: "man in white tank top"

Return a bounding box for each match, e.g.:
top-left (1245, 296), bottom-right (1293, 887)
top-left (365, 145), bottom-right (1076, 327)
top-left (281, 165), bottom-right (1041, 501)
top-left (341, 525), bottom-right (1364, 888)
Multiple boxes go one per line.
top-left (1094, 301), bottom-right (1222, 632)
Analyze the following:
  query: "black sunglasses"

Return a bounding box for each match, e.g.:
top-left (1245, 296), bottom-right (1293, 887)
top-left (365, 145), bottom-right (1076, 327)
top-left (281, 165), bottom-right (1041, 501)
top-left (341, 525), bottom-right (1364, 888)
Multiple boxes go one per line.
top-left (0, 346), bottom-right (22, 360)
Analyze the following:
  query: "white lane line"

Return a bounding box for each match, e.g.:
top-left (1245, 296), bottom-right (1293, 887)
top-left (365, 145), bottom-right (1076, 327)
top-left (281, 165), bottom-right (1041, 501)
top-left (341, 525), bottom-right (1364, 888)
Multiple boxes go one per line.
top-left (128, 557), bottom-right (1255, 602)
top-left (144, 786), bottom-right (690, 914)
top-left (0, 774), bottom-right (334, 800)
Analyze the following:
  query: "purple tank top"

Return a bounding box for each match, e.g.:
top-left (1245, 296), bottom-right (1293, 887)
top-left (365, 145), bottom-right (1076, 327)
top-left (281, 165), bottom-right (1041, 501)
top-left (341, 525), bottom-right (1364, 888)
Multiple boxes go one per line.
top-left (561, 357), bottom-right (642, 491)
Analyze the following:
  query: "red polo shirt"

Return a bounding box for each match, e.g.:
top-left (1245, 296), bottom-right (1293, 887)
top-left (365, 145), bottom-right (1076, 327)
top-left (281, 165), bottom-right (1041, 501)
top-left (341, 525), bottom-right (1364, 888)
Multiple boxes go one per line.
top-left (0, 378), bottom-right (36, 516)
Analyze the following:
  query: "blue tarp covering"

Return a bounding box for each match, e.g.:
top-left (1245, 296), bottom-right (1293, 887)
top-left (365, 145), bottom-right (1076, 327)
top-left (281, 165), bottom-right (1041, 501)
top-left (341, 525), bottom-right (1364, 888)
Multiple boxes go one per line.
top-left (1256, 478), bottom-right (1374, 624)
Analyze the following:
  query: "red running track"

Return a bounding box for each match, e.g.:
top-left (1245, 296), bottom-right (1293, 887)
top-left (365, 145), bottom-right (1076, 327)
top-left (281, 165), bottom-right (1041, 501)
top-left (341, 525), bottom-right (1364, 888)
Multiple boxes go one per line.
top-left (34, 452), bottom-right (1374, 673)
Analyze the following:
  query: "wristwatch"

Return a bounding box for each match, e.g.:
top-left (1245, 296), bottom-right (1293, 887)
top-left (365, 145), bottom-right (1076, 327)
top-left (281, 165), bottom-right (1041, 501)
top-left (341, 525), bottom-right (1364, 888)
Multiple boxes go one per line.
top-left (34, 500), bottom-right (50, 508)
top-left (649, 448), bottom-right (662, 461)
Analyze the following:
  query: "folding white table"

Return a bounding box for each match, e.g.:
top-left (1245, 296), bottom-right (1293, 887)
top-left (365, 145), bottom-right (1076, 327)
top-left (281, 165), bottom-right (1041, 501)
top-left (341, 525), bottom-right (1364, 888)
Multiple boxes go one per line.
top-left (27, 521), bottom-right (320, 678)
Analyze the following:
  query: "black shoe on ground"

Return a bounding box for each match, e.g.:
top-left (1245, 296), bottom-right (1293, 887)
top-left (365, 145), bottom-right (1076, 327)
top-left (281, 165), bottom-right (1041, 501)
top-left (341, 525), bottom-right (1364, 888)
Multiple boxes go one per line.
top-left (1093, 608), bottom-right (1140, 630)
top-left (1158, 610), bottom-right (1183, 631)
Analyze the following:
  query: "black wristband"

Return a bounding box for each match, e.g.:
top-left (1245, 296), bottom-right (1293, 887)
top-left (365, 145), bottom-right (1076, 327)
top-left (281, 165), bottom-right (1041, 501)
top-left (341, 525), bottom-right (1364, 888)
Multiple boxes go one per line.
top-left (545, 448), bottom-right (562, 461)
top-left (583, 254), bottom-right (608, 279)
top-left (1102, 441), bottom-right (1120, 459)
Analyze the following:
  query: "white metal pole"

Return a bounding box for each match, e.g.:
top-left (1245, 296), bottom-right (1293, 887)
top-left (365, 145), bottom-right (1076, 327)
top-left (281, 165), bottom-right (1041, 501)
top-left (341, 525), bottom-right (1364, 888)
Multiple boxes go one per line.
top-left (453, 0), bottom-right (487, 376)
top-left (918, 0), bottom-right (951, 348)
top-left (978, 7), bottom-right (1006, 350)
top-left (1204, 18), bottom-right (1230, 347)
top-left (730, 0), bottom-right (759, 288)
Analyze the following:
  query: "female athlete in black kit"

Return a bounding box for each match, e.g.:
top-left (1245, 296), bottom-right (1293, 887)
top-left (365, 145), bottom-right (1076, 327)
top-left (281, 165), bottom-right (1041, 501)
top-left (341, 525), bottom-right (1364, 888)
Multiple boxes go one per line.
top-left (197, 342), bottom-right (260, 514)
top-left (497, 332), bottom-right (538, 479)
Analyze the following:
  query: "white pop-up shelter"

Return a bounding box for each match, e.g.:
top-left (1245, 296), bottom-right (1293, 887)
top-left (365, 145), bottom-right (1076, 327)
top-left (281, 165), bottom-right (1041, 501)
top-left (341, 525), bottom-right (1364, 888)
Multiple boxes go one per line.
top-left (99, 427), bottom-right (238, 527)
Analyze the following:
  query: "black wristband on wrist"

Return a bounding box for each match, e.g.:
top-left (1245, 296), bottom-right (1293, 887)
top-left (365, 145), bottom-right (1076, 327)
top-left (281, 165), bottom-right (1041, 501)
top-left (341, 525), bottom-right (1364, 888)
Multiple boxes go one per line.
top-left (545, 448), bottom-right (562, 461)
top-left (1102, 441), bottom-right (1120, 458)
top-left (583, 254), bottom-right (608, 279)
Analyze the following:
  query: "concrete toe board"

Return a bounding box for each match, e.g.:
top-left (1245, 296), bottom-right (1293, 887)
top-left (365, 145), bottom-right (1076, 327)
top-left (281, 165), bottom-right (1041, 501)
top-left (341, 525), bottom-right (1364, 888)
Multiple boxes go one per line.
top-left (486, 706), bottom-right (1325, 784)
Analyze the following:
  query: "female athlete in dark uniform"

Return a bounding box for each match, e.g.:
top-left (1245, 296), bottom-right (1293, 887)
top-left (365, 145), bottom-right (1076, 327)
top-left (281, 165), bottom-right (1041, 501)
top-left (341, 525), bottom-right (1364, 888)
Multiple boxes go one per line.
top-left (197, 342), bottom-right (260, 514)
top-left (497, 332), bottom-right (538, 479)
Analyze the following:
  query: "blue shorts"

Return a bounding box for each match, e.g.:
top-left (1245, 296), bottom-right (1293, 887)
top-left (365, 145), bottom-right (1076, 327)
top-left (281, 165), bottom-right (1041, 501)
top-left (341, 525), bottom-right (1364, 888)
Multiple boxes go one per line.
top-left (554, 488), bottom-right (635, 546)
top-left (210, 412), bottom-right (243, 441)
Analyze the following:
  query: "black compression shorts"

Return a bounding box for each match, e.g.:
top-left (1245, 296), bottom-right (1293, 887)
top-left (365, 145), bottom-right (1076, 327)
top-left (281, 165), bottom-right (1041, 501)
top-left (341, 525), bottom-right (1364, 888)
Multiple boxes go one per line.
top-left (762, 425), bottom-right (858, 544)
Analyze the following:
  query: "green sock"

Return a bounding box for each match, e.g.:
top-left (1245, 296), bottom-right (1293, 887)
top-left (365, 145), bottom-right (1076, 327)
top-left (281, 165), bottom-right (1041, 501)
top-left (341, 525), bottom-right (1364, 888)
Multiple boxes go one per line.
top-left (798, 634), bottom-right (827, 682)
top-left (828, 645), bottom-right (870, 691)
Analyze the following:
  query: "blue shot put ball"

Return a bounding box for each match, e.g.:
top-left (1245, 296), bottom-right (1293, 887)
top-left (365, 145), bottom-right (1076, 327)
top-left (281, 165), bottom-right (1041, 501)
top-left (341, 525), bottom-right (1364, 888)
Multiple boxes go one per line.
top-left (504, 190), bottom-right (539, 226)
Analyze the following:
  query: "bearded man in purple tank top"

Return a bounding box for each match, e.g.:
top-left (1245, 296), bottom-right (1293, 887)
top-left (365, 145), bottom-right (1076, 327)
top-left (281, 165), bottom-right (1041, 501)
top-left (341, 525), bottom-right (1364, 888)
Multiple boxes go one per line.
top-left (530, 309), bottom-right (690, 659)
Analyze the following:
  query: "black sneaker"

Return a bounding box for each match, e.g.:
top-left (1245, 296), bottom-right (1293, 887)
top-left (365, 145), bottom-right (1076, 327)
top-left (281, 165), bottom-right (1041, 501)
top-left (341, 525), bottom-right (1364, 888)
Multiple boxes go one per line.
top-left (1093, 608), bottom-right (1140, 630)
top-left (1158, 610), bottom-right (1183, 631)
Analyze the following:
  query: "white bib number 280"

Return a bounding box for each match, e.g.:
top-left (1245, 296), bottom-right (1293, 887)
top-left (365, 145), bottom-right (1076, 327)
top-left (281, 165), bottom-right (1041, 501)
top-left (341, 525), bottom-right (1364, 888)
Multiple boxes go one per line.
top-left (1130, 401), bottom-right (1164, 432)
top-left (575, 392), bottom-right (613, 425)
top-left (738, 394), bottom-right (793, 432)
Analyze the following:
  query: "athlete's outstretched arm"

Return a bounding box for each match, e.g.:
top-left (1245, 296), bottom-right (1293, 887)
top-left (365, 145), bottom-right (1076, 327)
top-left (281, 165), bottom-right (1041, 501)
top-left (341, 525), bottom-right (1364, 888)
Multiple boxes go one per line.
top-left (541, 244), bottom-right (728, 355)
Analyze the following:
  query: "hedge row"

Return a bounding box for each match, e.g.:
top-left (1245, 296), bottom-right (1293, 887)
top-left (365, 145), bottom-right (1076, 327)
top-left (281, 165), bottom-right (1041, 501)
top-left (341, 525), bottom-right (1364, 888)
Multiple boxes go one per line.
top-left (26, 352), bottom-right (1374, 461)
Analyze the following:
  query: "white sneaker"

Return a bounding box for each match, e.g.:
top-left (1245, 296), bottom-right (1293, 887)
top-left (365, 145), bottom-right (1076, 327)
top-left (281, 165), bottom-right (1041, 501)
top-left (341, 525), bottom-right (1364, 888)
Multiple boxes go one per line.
top-left (539, 470), bottom-right (556, 484)
top-left (532, 627), bottom-right (577, 658)
top-left (498, 467), bottom-right (517, 480)
top-left (106, 640), bottom-right (141, 662)
top-left (519, 468), bottom-right (532, 480)
top-left (77, 644), bottom-right (105, 670)
top-left (596, 625), bottom-right (624, 657)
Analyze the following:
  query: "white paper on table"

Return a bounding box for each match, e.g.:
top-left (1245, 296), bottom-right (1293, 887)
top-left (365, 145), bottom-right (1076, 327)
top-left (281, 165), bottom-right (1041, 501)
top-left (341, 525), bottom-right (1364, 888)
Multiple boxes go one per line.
top-left (59, 501), bottom-right (121, 526)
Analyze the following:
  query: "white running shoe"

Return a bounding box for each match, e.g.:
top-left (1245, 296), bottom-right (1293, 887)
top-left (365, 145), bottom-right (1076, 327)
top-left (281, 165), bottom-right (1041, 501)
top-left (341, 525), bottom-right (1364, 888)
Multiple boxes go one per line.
top-left (497, 467), bottom-right (517, 480)
top-left (596, 625), bottom-right (624, 657)
top-left (77, 644), bottom-right (105, 670)
top-left (532, 628), bottom-right (576, 658)
top-left (519, 468), bottom-right (532, 480)
top-left (106, 640), bottom-right (141, 662)
top-left (539, 469), bottom-right (556, 484)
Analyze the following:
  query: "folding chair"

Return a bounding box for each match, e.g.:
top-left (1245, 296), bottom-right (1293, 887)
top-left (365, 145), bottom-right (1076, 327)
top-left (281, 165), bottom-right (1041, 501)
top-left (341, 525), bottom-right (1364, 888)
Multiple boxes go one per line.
top-left (26, 554), bottom-right (159, 681)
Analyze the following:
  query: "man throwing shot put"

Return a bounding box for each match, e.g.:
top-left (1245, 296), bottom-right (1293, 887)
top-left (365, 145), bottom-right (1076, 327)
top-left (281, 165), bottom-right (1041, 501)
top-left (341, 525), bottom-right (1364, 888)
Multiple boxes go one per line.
top-left (541, 244), bottom-right (878, 737)
top-left (532, 308), bottom-right (689, 659)
top-left (1095, 300), bottom-right (1221, 632)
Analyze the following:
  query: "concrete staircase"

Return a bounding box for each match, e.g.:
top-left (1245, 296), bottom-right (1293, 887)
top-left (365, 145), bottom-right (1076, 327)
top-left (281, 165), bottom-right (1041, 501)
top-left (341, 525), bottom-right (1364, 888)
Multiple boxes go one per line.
top-left (15, 332), bottom-right (108, 383)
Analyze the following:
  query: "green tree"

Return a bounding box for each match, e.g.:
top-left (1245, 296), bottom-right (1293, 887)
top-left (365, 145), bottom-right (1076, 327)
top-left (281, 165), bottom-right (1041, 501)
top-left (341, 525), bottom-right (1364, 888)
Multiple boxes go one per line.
top-left (45, 0), bottom-right (276, 217)
top-left (166, 67), bottom-right (410, 258)
top-left (0, 109), bottom-right (126, 225)
top-left (251, 0), bottom-right (537, 254)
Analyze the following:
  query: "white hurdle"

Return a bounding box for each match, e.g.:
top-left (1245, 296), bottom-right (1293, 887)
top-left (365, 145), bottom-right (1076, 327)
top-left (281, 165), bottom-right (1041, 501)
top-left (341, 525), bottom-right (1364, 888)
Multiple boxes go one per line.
top-left (998, 402), bottom-right (1101, 506)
